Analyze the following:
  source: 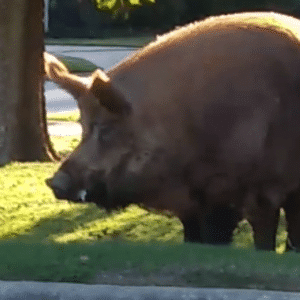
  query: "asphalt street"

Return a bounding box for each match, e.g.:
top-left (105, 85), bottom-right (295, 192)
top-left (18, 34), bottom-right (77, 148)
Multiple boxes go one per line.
top-left (1, 282), bottom-right (300, 300)
top-left (45, 45), bottom-right (136, 114)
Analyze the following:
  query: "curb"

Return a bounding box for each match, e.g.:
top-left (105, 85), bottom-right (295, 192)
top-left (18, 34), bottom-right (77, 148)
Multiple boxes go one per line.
top-left (0, 282), bottom-right (300, 300)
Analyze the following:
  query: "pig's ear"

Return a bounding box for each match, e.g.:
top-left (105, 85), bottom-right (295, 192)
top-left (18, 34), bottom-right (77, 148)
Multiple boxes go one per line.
top-left (90, 70), bottom-right (131, 115)
top-left (44, 52), bottom-right (88, 99)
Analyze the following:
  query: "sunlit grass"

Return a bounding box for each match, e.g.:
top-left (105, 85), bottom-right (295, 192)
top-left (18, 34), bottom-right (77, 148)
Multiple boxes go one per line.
top-left (0, 146), bottom-right (296, 289)
top-left (47, 111), bottom-right (81, 156)
top-left (0, 138), bottom-right (288, 248)
top-left (49, 135), bottom-right (81, 157)
top-left (47, 110), bottom-right (80, 122)
top-left (0, 160), bottom-right (184, 245)
top-left (0, 111), bottom-right (294, 287)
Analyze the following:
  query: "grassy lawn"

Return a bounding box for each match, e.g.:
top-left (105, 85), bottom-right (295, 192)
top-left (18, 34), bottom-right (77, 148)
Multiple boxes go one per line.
top-left (55, 56), bottom-right (99, 73)
top-left (45, 36), bottom-right (155, 48)
top-left (47, 111), bottom-right (80, 123)
top-left (6, 33), bottom-right (300, 288)
top-left (0, 111), bottom-right (299, 290)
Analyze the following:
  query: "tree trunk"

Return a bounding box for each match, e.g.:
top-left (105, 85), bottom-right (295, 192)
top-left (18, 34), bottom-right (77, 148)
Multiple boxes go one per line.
top-left (0, 1), bottom-right (10, 166)
top-left (2, 0), bottom-right (59, 163)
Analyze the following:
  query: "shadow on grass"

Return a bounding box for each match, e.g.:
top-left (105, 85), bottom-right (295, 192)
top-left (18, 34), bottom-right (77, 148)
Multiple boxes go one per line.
top-left (1, 200), bottom-right (300, 290)
top-left (13, 204), bottom-right (108, 244)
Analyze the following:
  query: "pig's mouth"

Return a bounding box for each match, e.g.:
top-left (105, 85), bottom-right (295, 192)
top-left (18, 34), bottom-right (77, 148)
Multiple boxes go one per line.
top-left (46, 173), bottom-right (108, 207)
top-left (73, 181), bottom-right (108, 207)
top-left (77, 190), bottom-right (88, 202)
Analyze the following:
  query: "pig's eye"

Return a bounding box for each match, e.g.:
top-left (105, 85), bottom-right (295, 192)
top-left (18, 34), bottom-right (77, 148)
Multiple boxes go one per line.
top-left (89, 122), bottom-right (97, 132)
top-left (99, 125), bottom-right (114, 142)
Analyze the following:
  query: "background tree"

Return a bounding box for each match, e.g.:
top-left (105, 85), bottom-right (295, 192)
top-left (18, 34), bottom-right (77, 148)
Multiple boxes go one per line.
top-left (2, 0), bottom-right (299, 166)
top-left (47, 0), bottom-right (300, 38)
top-left (0, 0), bottom-right (59, 164)
top-left (0, 1), bottom-right (10, 166)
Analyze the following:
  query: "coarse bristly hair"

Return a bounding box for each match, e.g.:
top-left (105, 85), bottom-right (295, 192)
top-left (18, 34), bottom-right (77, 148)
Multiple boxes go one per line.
top-left (108, 11), bottom-right (300, 74)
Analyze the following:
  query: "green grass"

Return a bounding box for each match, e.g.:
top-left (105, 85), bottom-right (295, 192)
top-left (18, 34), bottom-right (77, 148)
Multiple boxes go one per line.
top-left (0, 112), bottom-right (298, 289)
top-left (0, 144), bottom-right (296, 289)
top-left (47, 111), bottom-right (80, 123)
top-left (55, 56), bottom-right (98, 73)
top-left (47, 111), bottom-right (81, 156)
top-left (49, 135), bottom-right (81, 157)
top-left (1, 241), bottom-right (300, 290)
top-left (45, 36), bottom-right (154, 47)
top-left (0, 161), bottom-right (183, 245)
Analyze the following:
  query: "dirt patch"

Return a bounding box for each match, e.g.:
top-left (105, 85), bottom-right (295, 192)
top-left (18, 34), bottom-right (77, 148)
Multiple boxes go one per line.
top-left (88, 265), bottom-right (300, 291)
top-left (89, 265), bottom-right (189, 287)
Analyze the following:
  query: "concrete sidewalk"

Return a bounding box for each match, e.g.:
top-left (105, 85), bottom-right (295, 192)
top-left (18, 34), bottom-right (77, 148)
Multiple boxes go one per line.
top-left (1, 281), bottom-right (300, 300)
top-left (48, 121), bottom-right (82, 136)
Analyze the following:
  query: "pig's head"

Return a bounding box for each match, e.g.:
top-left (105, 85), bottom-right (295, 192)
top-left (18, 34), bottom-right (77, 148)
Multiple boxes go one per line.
top-left (46, 69), bottom-right (172, 210)
top-left (44, 52), bottom-right (101, 139)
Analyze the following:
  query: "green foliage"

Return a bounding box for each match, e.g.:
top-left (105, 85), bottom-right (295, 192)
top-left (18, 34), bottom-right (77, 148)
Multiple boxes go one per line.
top-left (92, 0), bottom-right (155, 11)
top-left (92, 0), bottom-right (155, 19)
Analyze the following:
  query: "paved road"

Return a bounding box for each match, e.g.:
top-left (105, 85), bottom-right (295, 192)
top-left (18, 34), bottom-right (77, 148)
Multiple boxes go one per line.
top-left (45, 83), bottom-right (79, 114)
top-left (45, 45), bottom-right (136, 114)
top-left (1, 281), bottom-right (300, 300)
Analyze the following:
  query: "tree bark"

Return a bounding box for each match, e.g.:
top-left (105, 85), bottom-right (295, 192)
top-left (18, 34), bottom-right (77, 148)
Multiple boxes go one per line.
top-left (0, 1), bottom-right (10, 166)
top-left (3, 0), bottom-right (59, 162)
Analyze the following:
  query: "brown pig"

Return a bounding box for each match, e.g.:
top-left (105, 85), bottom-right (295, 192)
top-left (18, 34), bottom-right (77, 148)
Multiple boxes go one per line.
top-left (45, 12), bottom-right (300, 250)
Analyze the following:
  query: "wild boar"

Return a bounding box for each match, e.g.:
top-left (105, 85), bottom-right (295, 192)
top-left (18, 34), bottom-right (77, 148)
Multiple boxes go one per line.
top-left (46, 12), bottom-right (300, 251)
top-left (44, 54), bottom-right (241, 245)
